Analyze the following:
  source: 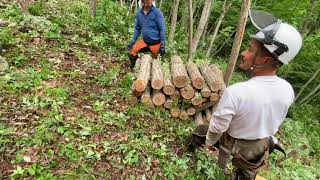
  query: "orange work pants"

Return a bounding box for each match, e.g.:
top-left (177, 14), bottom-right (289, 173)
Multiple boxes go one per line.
top-left (130, 39), bottom-right (160, 59)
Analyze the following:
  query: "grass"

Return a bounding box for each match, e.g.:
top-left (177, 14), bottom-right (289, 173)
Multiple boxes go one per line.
top-left (0, 1), bottom-right (319, 179)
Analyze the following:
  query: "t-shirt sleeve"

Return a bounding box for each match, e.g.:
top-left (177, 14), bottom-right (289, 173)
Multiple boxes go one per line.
top-left (208, 89), bottom-right (237, 134)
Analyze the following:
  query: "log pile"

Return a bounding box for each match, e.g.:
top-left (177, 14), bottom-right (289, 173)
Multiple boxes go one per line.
top-left (127, 54), bottom-right (225, 126)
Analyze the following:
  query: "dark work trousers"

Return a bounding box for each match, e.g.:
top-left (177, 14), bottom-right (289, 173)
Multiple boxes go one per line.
top-left (218, 133), bottom-right (269, 180)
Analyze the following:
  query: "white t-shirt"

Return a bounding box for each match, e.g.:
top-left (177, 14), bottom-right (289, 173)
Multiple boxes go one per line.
top-left (208, 76), bottom-right (294, 140)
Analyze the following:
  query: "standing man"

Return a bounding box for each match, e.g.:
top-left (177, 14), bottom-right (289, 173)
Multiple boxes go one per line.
top-left (127, 0), bottom-right (166, 69)
top-left (205, 11), bottom-right (302, 180)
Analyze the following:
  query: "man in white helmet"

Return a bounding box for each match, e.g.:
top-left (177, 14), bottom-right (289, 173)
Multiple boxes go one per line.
top-left (205, 10), bottom-right (302, 179)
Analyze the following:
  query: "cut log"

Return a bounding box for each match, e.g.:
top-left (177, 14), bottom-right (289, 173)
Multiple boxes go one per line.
top-left (210, 64), bottom-right (225, 90)
top-left (162, 62), bottom-right (175, 95)
top-left (180, 84), bottom-right (195, 100)
top-left (191, 92), bottom-right (203, 106)
top-left (195, 101), bottom-right (217, 113)
top-left (141, 85), bottom-right (155, 108)
top-left (179, 109), bottom-right (189, 120)
top-left (134, 54), bottom-right (152, 92)
top-left (186, 62), bottom-right (205, 89)
top-left (127, 96), bottom-right (138, 106)
top-left (152, 89), bottom-right (166, 106)
top-left (164, 97), bottom-right (174, 109)
top-left (205, 108), bottom-right (212, 122)
top-left (219, 83), bottom-right (226, 97)
top-left (187, 106), bottom-right (196, 115)
top-left (199, 64), bottom-right (223, 92)
top-left (151, 59), bottom-right (164, 90)
top-left (170, 89), bottom-right (181, 101)
top-left (195, 112), bottom-right (207, 126)
top-left (170, 107), bottom-right (180, 118)
top-left (171, 55), bottom-right (189, 88)
top-left (210, 92), bottom-right (220, 102)
top-left (201, 83), bottom-right (211, 98)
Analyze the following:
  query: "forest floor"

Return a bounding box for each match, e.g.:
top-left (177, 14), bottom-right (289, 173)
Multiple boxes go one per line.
top-left (1, 1), bottom-right (319, 179)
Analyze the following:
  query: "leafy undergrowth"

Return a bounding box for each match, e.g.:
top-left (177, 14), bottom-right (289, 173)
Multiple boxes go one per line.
top-left (0, 1), bottom-right (319, 179)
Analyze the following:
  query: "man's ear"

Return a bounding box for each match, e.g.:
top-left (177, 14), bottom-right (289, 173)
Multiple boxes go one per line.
top-left (264, 56), bottom-right (274, 64)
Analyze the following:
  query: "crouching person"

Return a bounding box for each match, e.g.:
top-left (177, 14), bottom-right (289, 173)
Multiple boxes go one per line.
top-left (206, 11), bottom-right (302, 180)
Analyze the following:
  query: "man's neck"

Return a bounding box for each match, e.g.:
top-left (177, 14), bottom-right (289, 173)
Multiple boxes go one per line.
top-left (143, 6), bottom-right (151, 13)
top-left (251, 69), bottom-right (277, 77)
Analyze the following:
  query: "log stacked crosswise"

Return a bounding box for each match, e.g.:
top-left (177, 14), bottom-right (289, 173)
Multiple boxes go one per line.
top-left (128, 54), bottom-right (226, 122)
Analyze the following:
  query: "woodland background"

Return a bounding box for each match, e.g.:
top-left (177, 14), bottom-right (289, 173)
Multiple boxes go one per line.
top-left (0, 0), bottom-right (319, 179)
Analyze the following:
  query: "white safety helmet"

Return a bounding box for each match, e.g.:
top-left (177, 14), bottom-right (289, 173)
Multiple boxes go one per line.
top-left (249, 10), bottom-right (302, 64)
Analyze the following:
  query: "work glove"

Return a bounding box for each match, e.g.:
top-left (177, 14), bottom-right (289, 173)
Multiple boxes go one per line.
top-left (159, 43), bottom-right (165, 56)
top-left (127, 41), bottom-right (135, 51)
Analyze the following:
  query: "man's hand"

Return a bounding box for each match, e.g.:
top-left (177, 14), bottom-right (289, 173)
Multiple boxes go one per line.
top-left (206, 145), bottom-right (219, 156)
top-left (159, 43), bottom-right (165, 56)
top-left (127, 41), bottom-right (135, 51)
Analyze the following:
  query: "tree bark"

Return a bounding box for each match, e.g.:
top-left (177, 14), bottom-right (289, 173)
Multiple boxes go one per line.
top-left (152, 89), bottom-right (166, 106)
top-left (170, 89), bottom-right (181, 100)
top-left (151, 59), bottom-right (164, 90)
top-left (299, 83), bottom-right (320, 104)
top-left (18, 0), bottom-right (30, 15)
top-left (300, 0), bottom-right (317, 37)
top-left (201, 83), bottom-right (211, 98)
top-left (162, 62), bottom-right (175, 95)
top-left (210, 64), bottom-right (225, 90)
top-left (199, 64), bottom-right (223, 92)
top-left (180, 84), bottom-right (195, 100)
top-left (169, 0), bottom-right (180, 43)
top-left (206, 0), bottom-right (231, 57)
top-left (224, 0), bottom-right (250, 86)
top-left (179, 109), bottom-right (189, 120)
top-left (295, 68), bottom-right (320, 101)
top-left (186, 62), bottom-right (205, 89)
top-left (187, 106), bottom-right (196, 115)
top-left (134, 54), bottom-right (152, 92)
top-left (210, 92), bottom-right (220, 102)
top-left (188, 0), bottom-right (193, 62)
top-left (170, 107), bottom-right (180, 118)
top-left (192, 0), bottom-right (212, 53)
top-left (89, 0), bottom-right (97, 18)
top-left (141, 85), bottom-right (155, 108)
top-left (171, 55), bottom-right (189, 88)
top-left (205, 108), bottom-right (212, 122)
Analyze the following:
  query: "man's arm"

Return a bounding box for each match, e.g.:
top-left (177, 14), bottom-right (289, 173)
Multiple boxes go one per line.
top-left (132, 14), bottom-right (141, 42)
top-left (205, 90), bottom-right (236, 146)
top-left (156, 10), bottom-right (166, 44)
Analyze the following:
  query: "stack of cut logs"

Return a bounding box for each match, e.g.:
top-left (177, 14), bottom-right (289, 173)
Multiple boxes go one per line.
top-left (127, 54), bottom-right (226, 126)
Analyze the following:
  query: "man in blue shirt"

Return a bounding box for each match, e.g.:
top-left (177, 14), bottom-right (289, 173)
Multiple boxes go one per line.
top-left (127, 0), bottom-right (166, 69)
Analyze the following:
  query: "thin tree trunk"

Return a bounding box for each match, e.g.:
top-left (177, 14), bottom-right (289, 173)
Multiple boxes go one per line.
top-left (224, 0), bottom-right (250, 86)
top-left (128, 0), bottom-right (136, 16)
top-left (295, 68), bottom-right (320, 101)
top-left (18, 0), bottom-right (30, 15)
top-left (299, 83), bottom-right (320, 104)
top-left (300, 0), bottom-right (317, 37)
top-left (169, 0), bottom-right (180, 43)
top-left (159, 0), bottom-right (163, 10)
top-left (188, 0), bottom-right (193, 62)
top-left (89, 0), bottom-right (97, 18)
top-left (206, 0), bottom-right (231, 57)
top-left (192, 0), bottom-right (212, 53)
top-left (120, 0), bottom-right (123, 6)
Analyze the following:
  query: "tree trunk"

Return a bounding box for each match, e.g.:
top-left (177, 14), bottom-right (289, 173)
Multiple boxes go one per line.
top-left (192, 0), bottom-right (212, 53)
top-left (206, 0), bottom-right (231, 57)
top-left (152, 89), bottom-right (166, 106)
top-left (141, 85), bottom-right (155, 108)
top-left (170, 89), bottom-right (181, 100)
top-left (201, 83), bottom-right (211, 98)
top-left (170, 107), bottom-right (180, 118)
top-left (191, 92), bottom-right (203, 106)
top-left (199, 64), bottom-right (223, 92)
top-left (224, 0), bottom-right (250, 86)
top-left (300, 0), bottom-right (317, 37)
top-left (151, 59), bottom-right (164, 90)
top-left (210, 64), bottom-right (225, 90)
top-left (18, 0), bottom-right (30, 15)
top-left (187, 106), bottom-right (196, 115)
top-left (120, 0), bottom-right (123, 6)
top-left (128, 84), bottom-right (140, 106)
top-left (164, 97), bottom-right (174, 109)
top-left (179, 109), bottom-right (189, 120)
top-left (162, 62), bottom-right (175, 95)
top-left (171, 55), bottom-right (189, 88)
top-left (134, 54), bottom-right (152, 92)
top-left (295, 68), bottom-right (320, 101)
top-left (195, 101), bottom-right (217, 113)
top-left (188, 0), bottom-right (193, 62)
top-left (159, 0), bottom-right (163, 10)
top-left (299, 83), bottom-right (320, 104)
top-left (186, 62), bottom-right (205, 89)
top-left (180, 84), bottom-right (195, 100)
top-left (128, 0), bottom-right (136, 16)
top-left (169, 0), bottom-right (180, 43)
top-left (89, 0), bottom-right (97, 18)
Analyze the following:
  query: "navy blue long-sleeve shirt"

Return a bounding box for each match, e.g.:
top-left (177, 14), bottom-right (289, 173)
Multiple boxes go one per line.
top-left (132, 5), bottom-right (166, 45)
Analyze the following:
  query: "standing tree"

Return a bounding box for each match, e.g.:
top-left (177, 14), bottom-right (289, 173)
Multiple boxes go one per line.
top-left (188, 0), bottom-right (193, 62)
top-left (89, 0), bottom-right (97, 18)
top-left (192, 0), bottom-right (212, 53)
top-left (206, 0), bottom-right (232, 57)
top-left (224, 0), bottom-right (250, 85)
top-left (169, 0), bottom-right (180, 44)
top-left (18, 0), bottom-right (30, 15)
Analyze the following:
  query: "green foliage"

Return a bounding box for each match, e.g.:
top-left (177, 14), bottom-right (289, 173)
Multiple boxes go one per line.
top-left (0, 27), bottom-right (16, 47)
